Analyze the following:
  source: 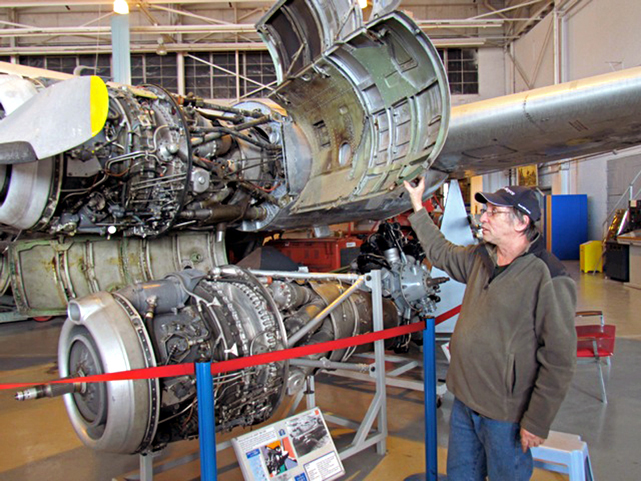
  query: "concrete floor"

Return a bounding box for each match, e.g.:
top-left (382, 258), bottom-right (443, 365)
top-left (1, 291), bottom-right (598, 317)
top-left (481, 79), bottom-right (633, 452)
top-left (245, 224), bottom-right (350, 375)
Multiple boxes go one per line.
top-left (0, 261), bottom-right (639, 480)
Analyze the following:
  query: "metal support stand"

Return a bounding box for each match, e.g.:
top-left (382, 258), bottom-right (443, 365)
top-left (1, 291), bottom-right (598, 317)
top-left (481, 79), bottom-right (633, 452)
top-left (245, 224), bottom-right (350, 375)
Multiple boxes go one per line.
top-left (328, 352), bottom-right (448, 397)
top-left (196, 361), bottom-right (217, 481)
top-left (305, 375), bottom-right (316, 409)
top-left (424, 319), bottom-right (438, 480)
top-left (127, 270), bottom-right (390, 479)
top-left (281, 270), bottom-right (389, 460)
top-left (371, 270), bottom-right (388, 456)
top-left (139, 452), bottom-right (154, 481)
top-left (404, 318), bottom-right (439, 481)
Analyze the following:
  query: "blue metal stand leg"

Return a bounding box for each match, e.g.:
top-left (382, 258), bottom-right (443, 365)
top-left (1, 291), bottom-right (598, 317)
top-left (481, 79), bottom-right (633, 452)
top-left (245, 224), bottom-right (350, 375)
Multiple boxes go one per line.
top-left (424, 320), bottom-right (438, 481)
top-left (404, 319), bottom-right (439, 481)
top-left (196, 362), bottom-right (217, 481)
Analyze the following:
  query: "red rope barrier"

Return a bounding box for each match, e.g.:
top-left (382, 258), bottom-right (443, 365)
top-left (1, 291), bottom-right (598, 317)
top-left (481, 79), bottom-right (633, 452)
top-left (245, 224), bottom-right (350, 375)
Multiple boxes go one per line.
top-left (0, 304), bottom-right (462, 392)
top-left (435, 305), bottom-right (461, 325)
top-left (0, 321), bottom-right (425, 391)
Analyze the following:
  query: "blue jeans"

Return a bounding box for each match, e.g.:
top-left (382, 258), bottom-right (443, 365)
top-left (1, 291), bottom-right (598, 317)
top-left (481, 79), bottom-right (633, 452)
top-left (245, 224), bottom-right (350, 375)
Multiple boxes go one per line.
top-left (447, 397), bottom-right (533, 481)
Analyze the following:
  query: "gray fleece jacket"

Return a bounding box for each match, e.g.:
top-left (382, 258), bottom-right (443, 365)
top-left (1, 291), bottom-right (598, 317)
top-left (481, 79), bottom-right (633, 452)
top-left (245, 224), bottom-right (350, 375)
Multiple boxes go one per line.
top-left (409, 208), bottom-right (577, 438)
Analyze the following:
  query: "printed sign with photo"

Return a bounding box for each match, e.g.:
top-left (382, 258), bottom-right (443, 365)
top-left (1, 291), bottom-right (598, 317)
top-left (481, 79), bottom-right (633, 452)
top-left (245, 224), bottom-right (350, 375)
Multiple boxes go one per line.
top-left (233, 407), bottom-right (344, 481)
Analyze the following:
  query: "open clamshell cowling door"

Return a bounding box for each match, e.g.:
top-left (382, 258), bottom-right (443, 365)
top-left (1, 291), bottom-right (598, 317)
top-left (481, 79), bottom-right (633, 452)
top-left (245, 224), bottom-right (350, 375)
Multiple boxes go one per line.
top-left (257, 0), bottom-right (450, 224)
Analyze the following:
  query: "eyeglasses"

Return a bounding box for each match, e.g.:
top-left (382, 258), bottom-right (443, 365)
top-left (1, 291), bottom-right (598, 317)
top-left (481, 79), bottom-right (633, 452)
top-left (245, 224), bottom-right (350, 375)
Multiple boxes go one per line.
top-left (480, 207), bottom-right (513, 217)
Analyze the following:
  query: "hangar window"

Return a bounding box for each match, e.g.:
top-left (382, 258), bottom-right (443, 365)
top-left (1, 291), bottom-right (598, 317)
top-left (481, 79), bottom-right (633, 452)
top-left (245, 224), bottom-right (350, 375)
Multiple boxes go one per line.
top-left (242, 52), bottom-right (277, 98)
top-left (15, 51), bottom-right (277, 101)
top-left (211, 53), bottom-right (238, 99)
top-left (185, 51), bottom-right (276, 100)
top-left (438, 48), bottom-right (479, 95)
top-left (185, 52), bottom-right (236, 100)
top-left (184, 53), bottom-right (214, 99)
top-left (131, 53), bottom-right (178, 91)
top-left (18, 54), bottom-right (111, 78)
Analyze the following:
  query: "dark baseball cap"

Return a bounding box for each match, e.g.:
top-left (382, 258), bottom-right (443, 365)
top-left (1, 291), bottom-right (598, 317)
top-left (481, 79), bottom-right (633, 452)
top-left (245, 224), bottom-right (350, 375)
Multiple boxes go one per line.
top-left (475, 186), bottom-right (541, 221)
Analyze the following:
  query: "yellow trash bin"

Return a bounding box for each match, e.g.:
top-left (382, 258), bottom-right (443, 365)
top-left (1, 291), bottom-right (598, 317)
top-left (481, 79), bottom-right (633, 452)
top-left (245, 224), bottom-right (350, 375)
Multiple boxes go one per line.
top-left (580, 240), bottom-right (603, 273)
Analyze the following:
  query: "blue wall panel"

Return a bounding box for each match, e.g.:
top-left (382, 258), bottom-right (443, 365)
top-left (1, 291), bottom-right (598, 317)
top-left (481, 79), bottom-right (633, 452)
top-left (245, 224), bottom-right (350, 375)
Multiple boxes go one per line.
top-left (545, 195), bottom-right (588, 260)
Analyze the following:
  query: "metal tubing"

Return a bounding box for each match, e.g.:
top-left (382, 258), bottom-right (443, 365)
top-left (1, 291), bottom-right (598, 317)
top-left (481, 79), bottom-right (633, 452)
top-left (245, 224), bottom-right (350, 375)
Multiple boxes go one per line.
top-left (305, 375), bottom-right (315, 410)
top-left (423, 319), bottom-right (438, 481)
top-left (15, 382), bottom-right (83, 401)
top-left (196, 362), bottom-right (217, 481)
top-left (289, 357), bottom-right (369, 372)
top-left (249, 269), bottom-right (362, 281)
top-left (287, 276), bottom-right (366, 347)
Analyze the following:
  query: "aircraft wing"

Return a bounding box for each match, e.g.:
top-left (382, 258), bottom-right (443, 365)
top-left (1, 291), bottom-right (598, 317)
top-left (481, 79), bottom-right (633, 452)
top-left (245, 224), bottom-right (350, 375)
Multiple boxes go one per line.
top-left (435, 66), bottom-right (641, 177)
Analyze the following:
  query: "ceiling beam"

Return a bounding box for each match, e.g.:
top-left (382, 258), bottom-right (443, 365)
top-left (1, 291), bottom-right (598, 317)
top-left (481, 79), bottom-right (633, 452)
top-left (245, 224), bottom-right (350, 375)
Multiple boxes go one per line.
top-left (510, 0), bottom-right (554, 39)
top-left (0, 0), bottom-right (273, 7)
top-left (0, 24), bottom-right (257, 38)
top-left (0, 1), bottom-right (523, 50)
top-left (0, 42), bottom-right (266, 55)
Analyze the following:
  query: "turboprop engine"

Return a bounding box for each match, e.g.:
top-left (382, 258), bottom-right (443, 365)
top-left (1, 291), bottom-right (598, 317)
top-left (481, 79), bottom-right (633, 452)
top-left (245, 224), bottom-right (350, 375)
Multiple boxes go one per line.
top-left (52, 259), bottom-right (443, 454)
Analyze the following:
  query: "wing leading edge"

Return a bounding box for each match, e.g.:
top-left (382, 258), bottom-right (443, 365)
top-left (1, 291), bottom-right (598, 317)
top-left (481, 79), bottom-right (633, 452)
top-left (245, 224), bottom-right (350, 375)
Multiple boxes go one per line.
top-left (435, 66), bottom-right (641, 177)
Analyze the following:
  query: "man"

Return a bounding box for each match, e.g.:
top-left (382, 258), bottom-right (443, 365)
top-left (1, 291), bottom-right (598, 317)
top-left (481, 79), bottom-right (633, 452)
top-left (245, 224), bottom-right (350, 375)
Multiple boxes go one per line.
top-left (404, 178), bottom-right (577, 481)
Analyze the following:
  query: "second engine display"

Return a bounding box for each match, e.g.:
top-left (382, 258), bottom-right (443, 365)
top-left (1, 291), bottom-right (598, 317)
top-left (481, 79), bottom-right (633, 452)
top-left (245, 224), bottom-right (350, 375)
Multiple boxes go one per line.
top-left (55, 266), bottom-right (406, 454)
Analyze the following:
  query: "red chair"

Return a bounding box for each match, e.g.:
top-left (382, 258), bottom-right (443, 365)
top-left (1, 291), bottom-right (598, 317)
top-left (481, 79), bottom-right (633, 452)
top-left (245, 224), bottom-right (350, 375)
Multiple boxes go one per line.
top-left (575, 310), bottom-right (616, 403)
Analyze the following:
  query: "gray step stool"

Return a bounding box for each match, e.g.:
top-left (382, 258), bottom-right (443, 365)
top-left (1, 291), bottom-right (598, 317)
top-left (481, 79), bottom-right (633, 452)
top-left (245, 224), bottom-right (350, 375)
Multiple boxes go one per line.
top-left (531, 430), bottom-right (595, 480)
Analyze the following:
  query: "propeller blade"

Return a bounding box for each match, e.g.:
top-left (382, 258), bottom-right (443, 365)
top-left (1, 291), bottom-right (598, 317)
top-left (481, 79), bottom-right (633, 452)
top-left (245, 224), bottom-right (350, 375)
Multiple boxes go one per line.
top-left (0, 141), bottom-right (37, 165)
top-left (0, 76), bottom-right (109, 164)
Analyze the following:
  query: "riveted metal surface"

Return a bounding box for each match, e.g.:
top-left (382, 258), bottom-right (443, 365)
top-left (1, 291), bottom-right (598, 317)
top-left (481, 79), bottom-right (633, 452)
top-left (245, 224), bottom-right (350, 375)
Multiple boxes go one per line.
top-left (8, 232), bottom-right (227, 316)
top-left (255, 2), bottom-right (449, 229)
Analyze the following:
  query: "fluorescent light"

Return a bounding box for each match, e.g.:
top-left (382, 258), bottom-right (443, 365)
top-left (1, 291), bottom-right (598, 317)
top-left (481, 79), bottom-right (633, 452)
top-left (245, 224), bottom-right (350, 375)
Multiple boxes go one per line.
top-left (430, 38), bottom-right (487, 48)
top-left (113, 0), bottom-right (129, 15)
top-left (358, 0), bottom-right (368, 9)
top-left (416, 19), bottom-right (503, 29)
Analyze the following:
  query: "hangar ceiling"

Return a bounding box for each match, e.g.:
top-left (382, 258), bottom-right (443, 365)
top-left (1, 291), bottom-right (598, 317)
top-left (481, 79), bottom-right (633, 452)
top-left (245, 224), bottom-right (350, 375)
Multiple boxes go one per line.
top-left (0, 0), bottom-right (554, 55)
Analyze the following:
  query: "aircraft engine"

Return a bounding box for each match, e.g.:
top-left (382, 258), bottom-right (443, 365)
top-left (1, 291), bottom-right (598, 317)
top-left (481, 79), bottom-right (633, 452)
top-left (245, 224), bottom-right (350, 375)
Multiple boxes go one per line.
top-left (356, 222), bottom-right (448, 325)
top-left (0, 79), bottom-right (285, 237)
top-left (55, 265), bottom-right (405, 454)
top-left (0, 0), bottom-right (449, 240)
top-left (0, 0), bottom-right (450, 319)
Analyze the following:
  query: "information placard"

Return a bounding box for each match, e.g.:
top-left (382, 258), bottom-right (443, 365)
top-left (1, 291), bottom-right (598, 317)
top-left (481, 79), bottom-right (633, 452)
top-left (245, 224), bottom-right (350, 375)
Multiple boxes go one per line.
top-left (232, 407), bottom-right (344, 481)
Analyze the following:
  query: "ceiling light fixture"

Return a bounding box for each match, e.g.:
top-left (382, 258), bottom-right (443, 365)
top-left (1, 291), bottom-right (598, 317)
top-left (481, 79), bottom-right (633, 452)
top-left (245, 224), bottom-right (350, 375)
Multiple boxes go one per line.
top-left (113, 0), bottom-right (129, 15)
top-left (156, 37), bottom-right (168, 56)
top-left (358, 0), bottom-right (368, 9)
